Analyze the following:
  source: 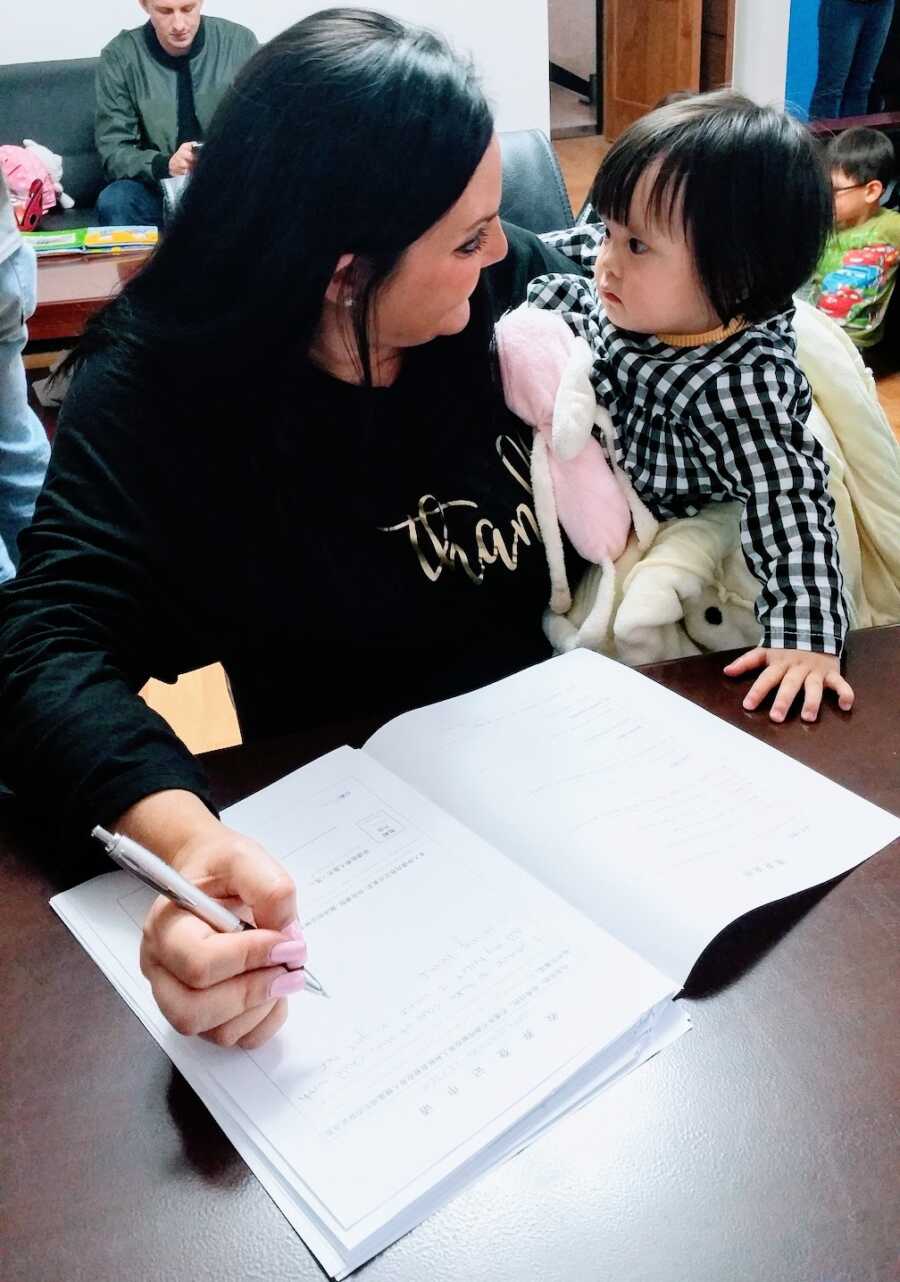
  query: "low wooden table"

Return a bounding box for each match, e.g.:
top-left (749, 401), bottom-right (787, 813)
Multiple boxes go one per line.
top-left (2, 628), bottom-right (898, 1282)
top-left (31, 249), bottom-right (150, 343)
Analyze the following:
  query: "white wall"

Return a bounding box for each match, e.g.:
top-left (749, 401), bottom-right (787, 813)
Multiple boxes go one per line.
top-left (548, 0), bottom-right (595, 83)
top-left (731, 0), bottom-right (791, 108)
top-left (4, 1), bottom-right (550, 134)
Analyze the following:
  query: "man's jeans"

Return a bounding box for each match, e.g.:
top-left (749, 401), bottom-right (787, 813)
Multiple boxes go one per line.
top-left (810, 0), bottom-right (896, 119)
top-left (96, 178), bottom-right (164, 227)
top-left (0, 243), bottom-right (51, 583)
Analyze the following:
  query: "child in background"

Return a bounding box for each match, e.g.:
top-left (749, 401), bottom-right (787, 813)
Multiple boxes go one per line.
top-left (807, 127), bottom-right (900, 349)
top-left (524, 91), bottom-right (854, 722)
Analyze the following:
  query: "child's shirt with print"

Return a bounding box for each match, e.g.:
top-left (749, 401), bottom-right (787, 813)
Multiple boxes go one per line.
top-left (529, 223), bottom-right (848, 656)
top-left (804, 207), bottom-right (900, 348)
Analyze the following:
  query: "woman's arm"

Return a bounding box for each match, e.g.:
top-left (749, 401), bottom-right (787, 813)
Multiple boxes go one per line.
top-left (0, 358), bottom-right (217, 838)
top-left (0, 359), bottom-right (308, 1046)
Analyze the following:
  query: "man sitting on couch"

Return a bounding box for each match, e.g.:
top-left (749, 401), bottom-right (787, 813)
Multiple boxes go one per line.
top-left (95, 0), bottom-right (257, 226)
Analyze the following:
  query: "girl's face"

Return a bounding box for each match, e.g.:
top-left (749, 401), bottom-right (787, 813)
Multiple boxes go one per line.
top-left (595, 166), bottom-right (721, 336)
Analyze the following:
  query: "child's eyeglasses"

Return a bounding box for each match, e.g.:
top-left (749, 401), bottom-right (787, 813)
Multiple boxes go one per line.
top-left (832, 183), bottom-right (866, 194)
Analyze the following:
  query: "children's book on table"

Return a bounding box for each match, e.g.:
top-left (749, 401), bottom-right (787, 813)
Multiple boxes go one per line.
top-left (23, 225), bottom-right (158, 256)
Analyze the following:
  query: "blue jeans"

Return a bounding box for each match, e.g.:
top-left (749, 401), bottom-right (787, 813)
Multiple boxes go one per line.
top-left (0, 243), bottom-right (51, 583)
top-left (810, 0), bottom-right (896, 119)
top-left (96, 179), bottom-right (163, 227)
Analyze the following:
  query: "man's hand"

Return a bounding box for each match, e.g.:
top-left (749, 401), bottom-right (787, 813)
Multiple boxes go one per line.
top-left (724, 647), bottom-right (854, 723)
top-left (168, 141), bottom-right (199, 177)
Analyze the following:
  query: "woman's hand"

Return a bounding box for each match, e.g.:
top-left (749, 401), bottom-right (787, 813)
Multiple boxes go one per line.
top-left (723, 647), bottom-right (854, 723)
top-left (119, 791), bottom-right (306, 1049)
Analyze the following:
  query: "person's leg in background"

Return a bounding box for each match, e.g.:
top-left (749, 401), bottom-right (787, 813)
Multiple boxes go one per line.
top-left (0, 241), bottom-right (51, 583)
top-left (809, 0), bottom-right (867, 119)
top-left (842, 0), bottom-right (896, 116)
top-left (96, 178), bottom-right (163, 227)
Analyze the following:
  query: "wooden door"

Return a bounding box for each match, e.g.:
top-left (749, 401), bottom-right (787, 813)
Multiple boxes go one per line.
top-left (700, 0), bottom-right (736, 91)
top-left (604, 0), bottom-right (703, 139)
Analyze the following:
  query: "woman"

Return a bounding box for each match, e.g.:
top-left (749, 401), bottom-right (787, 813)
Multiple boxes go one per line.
top-left (809, 0), bottom-right (896, 120)
top-left (0, 11), bottom-right (583, 1048)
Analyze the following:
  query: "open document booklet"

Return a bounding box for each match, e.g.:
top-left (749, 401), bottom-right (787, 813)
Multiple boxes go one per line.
top-left (52, 650), bottom-right (899, 1277)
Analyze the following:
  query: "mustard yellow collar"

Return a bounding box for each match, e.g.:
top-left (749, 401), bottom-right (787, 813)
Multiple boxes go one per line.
top-left (655, 316), bottom-right (747, 348)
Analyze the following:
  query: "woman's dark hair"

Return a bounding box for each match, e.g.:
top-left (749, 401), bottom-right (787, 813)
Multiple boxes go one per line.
top-left (591, 90), bottom-right (833, 324)
top-left (826, 126), bottom-right (896, 188)
top-left (77, 8), bottom-right (493, 389)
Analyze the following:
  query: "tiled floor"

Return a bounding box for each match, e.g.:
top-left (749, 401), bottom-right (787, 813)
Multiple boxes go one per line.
top-left (549, 83), bottom-right (599, 139)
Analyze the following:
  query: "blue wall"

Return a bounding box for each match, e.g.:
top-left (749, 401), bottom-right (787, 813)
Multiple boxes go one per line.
top-left (785, 0), bottom-right (819, 120)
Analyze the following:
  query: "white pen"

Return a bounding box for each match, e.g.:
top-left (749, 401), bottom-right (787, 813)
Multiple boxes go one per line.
top-left (91, 825), bottom-right (327, 997)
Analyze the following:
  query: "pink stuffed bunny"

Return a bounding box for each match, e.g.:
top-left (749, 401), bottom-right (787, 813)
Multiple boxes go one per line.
top-left (0, 145), bottom-right (58, 217)
top-left (495, 304), bottom-right (636, 648)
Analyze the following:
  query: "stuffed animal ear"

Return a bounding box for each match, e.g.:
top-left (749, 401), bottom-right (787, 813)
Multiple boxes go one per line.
top-left (496, 304), bottom-right (578, 437)
top-left (551, 337), bottom-right (596, 460)
top-left (23, 139), bottom-right (59, 174)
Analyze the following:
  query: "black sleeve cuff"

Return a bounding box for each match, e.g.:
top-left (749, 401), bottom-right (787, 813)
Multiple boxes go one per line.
top-left (60, 762), bottom-right (218, 850)
top-left (151, 152), bottom-right (170, 182)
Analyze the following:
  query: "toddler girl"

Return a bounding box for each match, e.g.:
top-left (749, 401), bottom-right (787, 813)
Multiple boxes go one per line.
top-left (528, 91), bottom-right (853, 722)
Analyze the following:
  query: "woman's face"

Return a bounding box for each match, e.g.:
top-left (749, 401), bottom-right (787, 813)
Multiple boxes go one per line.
top-left (372, 136), bottom-right (508, 349)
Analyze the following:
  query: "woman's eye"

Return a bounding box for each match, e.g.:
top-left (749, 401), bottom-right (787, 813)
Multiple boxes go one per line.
top-left (459, 227), bottom-right (489, 255)
top-left (628, 237), bottom-right (649, 255)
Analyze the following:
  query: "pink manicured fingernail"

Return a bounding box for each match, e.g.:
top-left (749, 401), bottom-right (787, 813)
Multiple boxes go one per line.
top-left (269, 940), bottom-right (308, 968)
top-left (283, 920), bottom-right (305, 942)
top-left (270, 970), bottom-right (306, 998)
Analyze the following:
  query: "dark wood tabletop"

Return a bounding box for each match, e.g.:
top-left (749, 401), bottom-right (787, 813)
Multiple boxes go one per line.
top-left (3, 628), bottom-right (898, 1282)
top-left (31, 250), bottom-right (150, 342)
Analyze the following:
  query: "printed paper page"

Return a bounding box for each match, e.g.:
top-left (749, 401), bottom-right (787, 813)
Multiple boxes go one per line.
top-left (54, 876), bottom-right (686, 1277)
top-left (52, 744), bottom-right (673, 1258)
top-left (365, 650), bottom-right (899, 983)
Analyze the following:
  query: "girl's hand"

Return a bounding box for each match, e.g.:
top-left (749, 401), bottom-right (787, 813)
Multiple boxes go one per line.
top-left (723, 647), bottom-right (854, 723)
top-left (120, 792), bottom-right (305, 1050)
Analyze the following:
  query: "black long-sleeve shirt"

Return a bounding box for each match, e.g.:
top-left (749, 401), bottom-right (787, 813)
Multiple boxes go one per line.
top-left (0, 226), bottom-right (582, 840)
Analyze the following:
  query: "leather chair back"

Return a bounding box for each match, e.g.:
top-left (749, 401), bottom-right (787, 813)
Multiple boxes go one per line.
top-left (498, 129), bottom-right (574, 232)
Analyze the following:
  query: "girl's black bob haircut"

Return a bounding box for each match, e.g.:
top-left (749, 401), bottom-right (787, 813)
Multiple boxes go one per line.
top-left (591, 90), bottom-right (833, 325)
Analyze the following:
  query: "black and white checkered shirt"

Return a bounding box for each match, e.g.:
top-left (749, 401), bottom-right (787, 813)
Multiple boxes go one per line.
top-left (532, 224), bottom-right (847, 654)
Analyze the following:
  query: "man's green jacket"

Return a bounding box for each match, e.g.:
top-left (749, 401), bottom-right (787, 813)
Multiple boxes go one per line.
top-left (95, 16), bottom-right (258, 185)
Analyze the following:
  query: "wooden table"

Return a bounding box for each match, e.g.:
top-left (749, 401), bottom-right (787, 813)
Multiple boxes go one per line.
top-left (31, 250), bottom-right (150, 343)
top-left (2, 628), bottom-right (898, 1282)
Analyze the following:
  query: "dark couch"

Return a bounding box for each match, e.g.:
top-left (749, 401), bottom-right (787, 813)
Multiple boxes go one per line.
top-left (0, 55), bottom-right (574, 235)
top-left (0, 58), bottom-right (103, 229)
